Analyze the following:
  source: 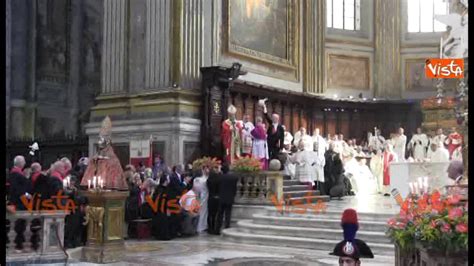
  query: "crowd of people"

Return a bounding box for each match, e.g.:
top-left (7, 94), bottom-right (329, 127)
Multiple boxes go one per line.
top-left (221, 102), bottom-right (464, 199)
top-left (6, 152), bottom-right (239, 248)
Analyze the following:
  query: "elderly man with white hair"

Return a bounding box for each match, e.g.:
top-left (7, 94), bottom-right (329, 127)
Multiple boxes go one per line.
top-left (7, 155), bottom-right (32, 210)
top-left (425, 142), bottom-right (449, 163)
top-left (261, 101), bottom-right (285, 161)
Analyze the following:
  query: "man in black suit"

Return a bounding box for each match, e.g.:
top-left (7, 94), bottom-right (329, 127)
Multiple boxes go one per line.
top-left (206, 167), bottom-right (221, 235)
top-left (262, 102), bottom-right (285, 160)
top-left (7, 155), bottom-right (33, 210)
top-left (216, 164), bottom-right (238, 234)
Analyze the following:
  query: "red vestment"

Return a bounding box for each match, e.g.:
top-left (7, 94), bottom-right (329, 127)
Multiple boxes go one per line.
top-left (445, 132), bottom-right (462, 159)
top-left (383, 151), bottom-right (395, 186)
top-left (80, 145), bottom-right (128, 190)
top-left (221, 119), bottom-right (243, 164)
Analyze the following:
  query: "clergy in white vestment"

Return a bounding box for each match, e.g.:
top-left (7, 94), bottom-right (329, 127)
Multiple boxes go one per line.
top-left (289, 140), bottom-right (316, 185)
top-left (430, 128), bottom-right (447, 148)
top-left (241, 114), bottom-right (255, 157)
top-left (426, 142), bottom-right (449, 163)
top-left (282, 125), bottom-right (293, 152)
top-left (407, 127), bottom-right (429, 161)
top-left (369, 148), bottom-right (384, 194)
top-left (312, 128), bottom-right (326, 185)
top-left (368, 128), bottom-right (386, 152)
top-left (393, 128), bottom-right (407, 162)
top-left (293, 127), bottom-right (313, 151)
top-left (347, 152), bottom-right (377, 195)
top-left (193, 166), bottom-right (210, 233)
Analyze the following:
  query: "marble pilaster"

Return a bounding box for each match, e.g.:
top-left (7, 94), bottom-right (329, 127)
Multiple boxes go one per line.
top-left (374, 0), bottom-right (401, 98)
top-left (144, 0), bottom-right (172, 90)
top-left (101, 0), bottom-right (128, 94)
top-left (303, 0), bottom-right (325, 94)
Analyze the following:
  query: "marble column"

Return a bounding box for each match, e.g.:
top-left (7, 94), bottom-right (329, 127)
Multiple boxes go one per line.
top-left (101, 0), bottom-right (128, 94)
top-left (6, 0), bottom-right (11, 139)
top-left (303, 0), bottom-right (325, 94)
top-left (374, 0), bottom-right (401, 99)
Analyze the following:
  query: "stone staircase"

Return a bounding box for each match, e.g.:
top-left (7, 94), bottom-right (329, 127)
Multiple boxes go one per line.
top-left (223, 207), bottom-right (395, 259)
top-left (282, 175), bottom-right (330, 205)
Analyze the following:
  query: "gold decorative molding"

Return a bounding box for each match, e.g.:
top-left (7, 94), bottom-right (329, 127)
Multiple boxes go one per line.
top-left (303, 0), bottom-right (325, 94)
top-left (106, 207), bottom-right (123, 241)
top-left (84, 206), bottom-right (105, 243)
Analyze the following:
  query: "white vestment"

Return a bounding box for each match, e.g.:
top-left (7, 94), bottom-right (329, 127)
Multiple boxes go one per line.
top-left (368, 135), bottom-right (385, 151)
top-left (452, 146), bottom-right (463, 161)
top-left (430, 134), bottom-right (447, 147)
top-left (369, 153), bottom-right (384, 193)
top-left (345, 158), bottom-right (377, 195)
top-left (241, 122), bottom-right (255, 155)
top-left (427, 148), bottom-right (450, 163)
top-left (394, 135), bottom-right (407, 162)
top-left (193, 175), bottom-right (208, 233)
top-left (294, 132), bottom-right (313, 151)
top-left (408, 133), bottom-right (429, 161)
top-left (284, 132), bottom-right (293, 146)
top-left (312, 135), bottom-right (327, 182)
top-left (289, 150), bottom-right (316, 183)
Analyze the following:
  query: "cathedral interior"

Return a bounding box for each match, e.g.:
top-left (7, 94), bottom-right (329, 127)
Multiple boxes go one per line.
top-left (5, 0), bottom-right (469, 265)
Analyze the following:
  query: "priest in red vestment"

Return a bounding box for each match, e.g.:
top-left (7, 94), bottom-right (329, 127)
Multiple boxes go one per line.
top-left (445, 127), bottom-right (462, 159)
top-left (221, 105), bottom-right (243, 165)
top-left (80, 116), bottom-right (128, 190)
top-left (382, 143), bottom-right (398, 196)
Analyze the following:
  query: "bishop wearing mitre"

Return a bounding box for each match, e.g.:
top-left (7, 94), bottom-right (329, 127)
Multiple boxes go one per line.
top-left (221, 105), bottom-right (243, 165)
top-left (80, 116), bottom-right (128, 190)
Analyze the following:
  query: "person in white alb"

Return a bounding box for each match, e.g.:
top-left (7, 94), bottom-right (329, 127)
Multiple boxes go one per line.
top-left (241, 114), bottom-right (255, 157)
top-left (368, 128), bottom-right (385, 153)
top-left (312, 128), bottom-right (326, 190)
top-left (393, 128), bottom-right (407, 162)
top-left (282, 125), bottom-right (293, 152)
top-left (407, 127), bottom-right (429, 161)
top-left (430, 128), bottom-right (447, 149)
top-left (426, 142), bottom-right (449, 163)
top-left (293, 127), bottom-right (313, 151)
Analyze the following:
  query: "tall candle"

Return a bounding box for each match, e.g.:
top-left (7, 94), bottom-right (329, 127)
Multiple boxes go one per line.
top-left (417, 177), bottom-right (423, 194)
top-left (93, 176), bottom-right (97, 189)
top-left (414, 182), bottom-right (419, 195)
top-left (423, 177), bottom-right (428, 193)
top-left (409, 182), bottom-right (414, 194)
top-left (88, 180), bottom-right (91, 190)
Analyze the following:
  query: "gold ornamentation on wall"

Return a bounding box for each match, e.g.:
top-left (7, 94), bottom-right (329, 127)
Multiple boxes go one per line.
top-left (83, 206), bottom-right (105, 243)
top-left (107, 207), bottom-right (123, 241)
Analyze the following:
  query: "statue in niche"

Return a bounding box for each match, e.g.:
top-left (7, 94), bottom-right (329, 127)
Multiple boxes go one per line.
top-left (80, 116), bottom-right (128, 190)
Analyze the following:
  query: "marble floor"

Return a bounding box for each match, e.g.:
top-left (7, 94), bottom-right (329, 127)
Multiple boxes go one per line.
top-left (43, 194), bottom-right (397, 266)
top-left (59, 236), bottom-right (394, 266)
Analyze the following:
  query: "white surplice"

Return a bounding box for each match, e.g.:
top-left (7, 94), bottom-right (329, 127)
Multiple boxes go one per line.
top-left (408, 133), bottom-right (429, 160)
top-left (369, 153), bottom-right (384, 193)
top-left (394, 134), bottom-right (407, 162)
top-left (427, 147), bottom-right (450, 163)
top-left (312, 135), bottom-right (327, 182)
top-left (289, 150), bottom-right (316, 183)
top-left (193, 175), bottom-right (208, 233)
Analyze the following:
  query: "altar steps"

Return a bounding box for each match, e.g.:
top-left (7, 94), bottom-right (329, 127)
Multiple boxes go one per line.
top-left (222, 208), bottom-right (395, 257)
top-left (281, 175), bottom-right (330, 205)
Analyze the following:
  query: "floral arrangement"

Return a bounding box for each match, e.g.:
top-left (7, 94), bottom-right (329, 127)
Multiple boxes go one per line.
top-left (192, 157), bottom-right (222, 171)
top-left (386, 190), bottom-right (468, 254)
top-left (231, 156), bottom-right (262, 173)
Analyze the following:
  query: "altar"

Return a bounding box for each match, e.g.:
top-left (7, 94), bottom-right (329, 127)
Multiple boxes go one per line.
top-left (389, 162), bottom-right (453, 199)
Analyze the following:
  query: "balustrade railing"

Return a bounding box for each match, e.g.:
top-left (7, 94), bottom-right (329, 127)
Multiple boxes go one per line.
top-left (6, 211), bottom-right (68, 264)
top-left (234, 171), bottom-right (283, 205)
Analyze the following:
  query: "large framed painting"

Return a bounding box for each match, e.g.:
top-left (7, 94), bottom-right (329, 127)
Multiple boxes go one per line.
top-left (226, 0), bottom-right (298, 69)
top-left (327, 54), bottom-right (370, 90)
